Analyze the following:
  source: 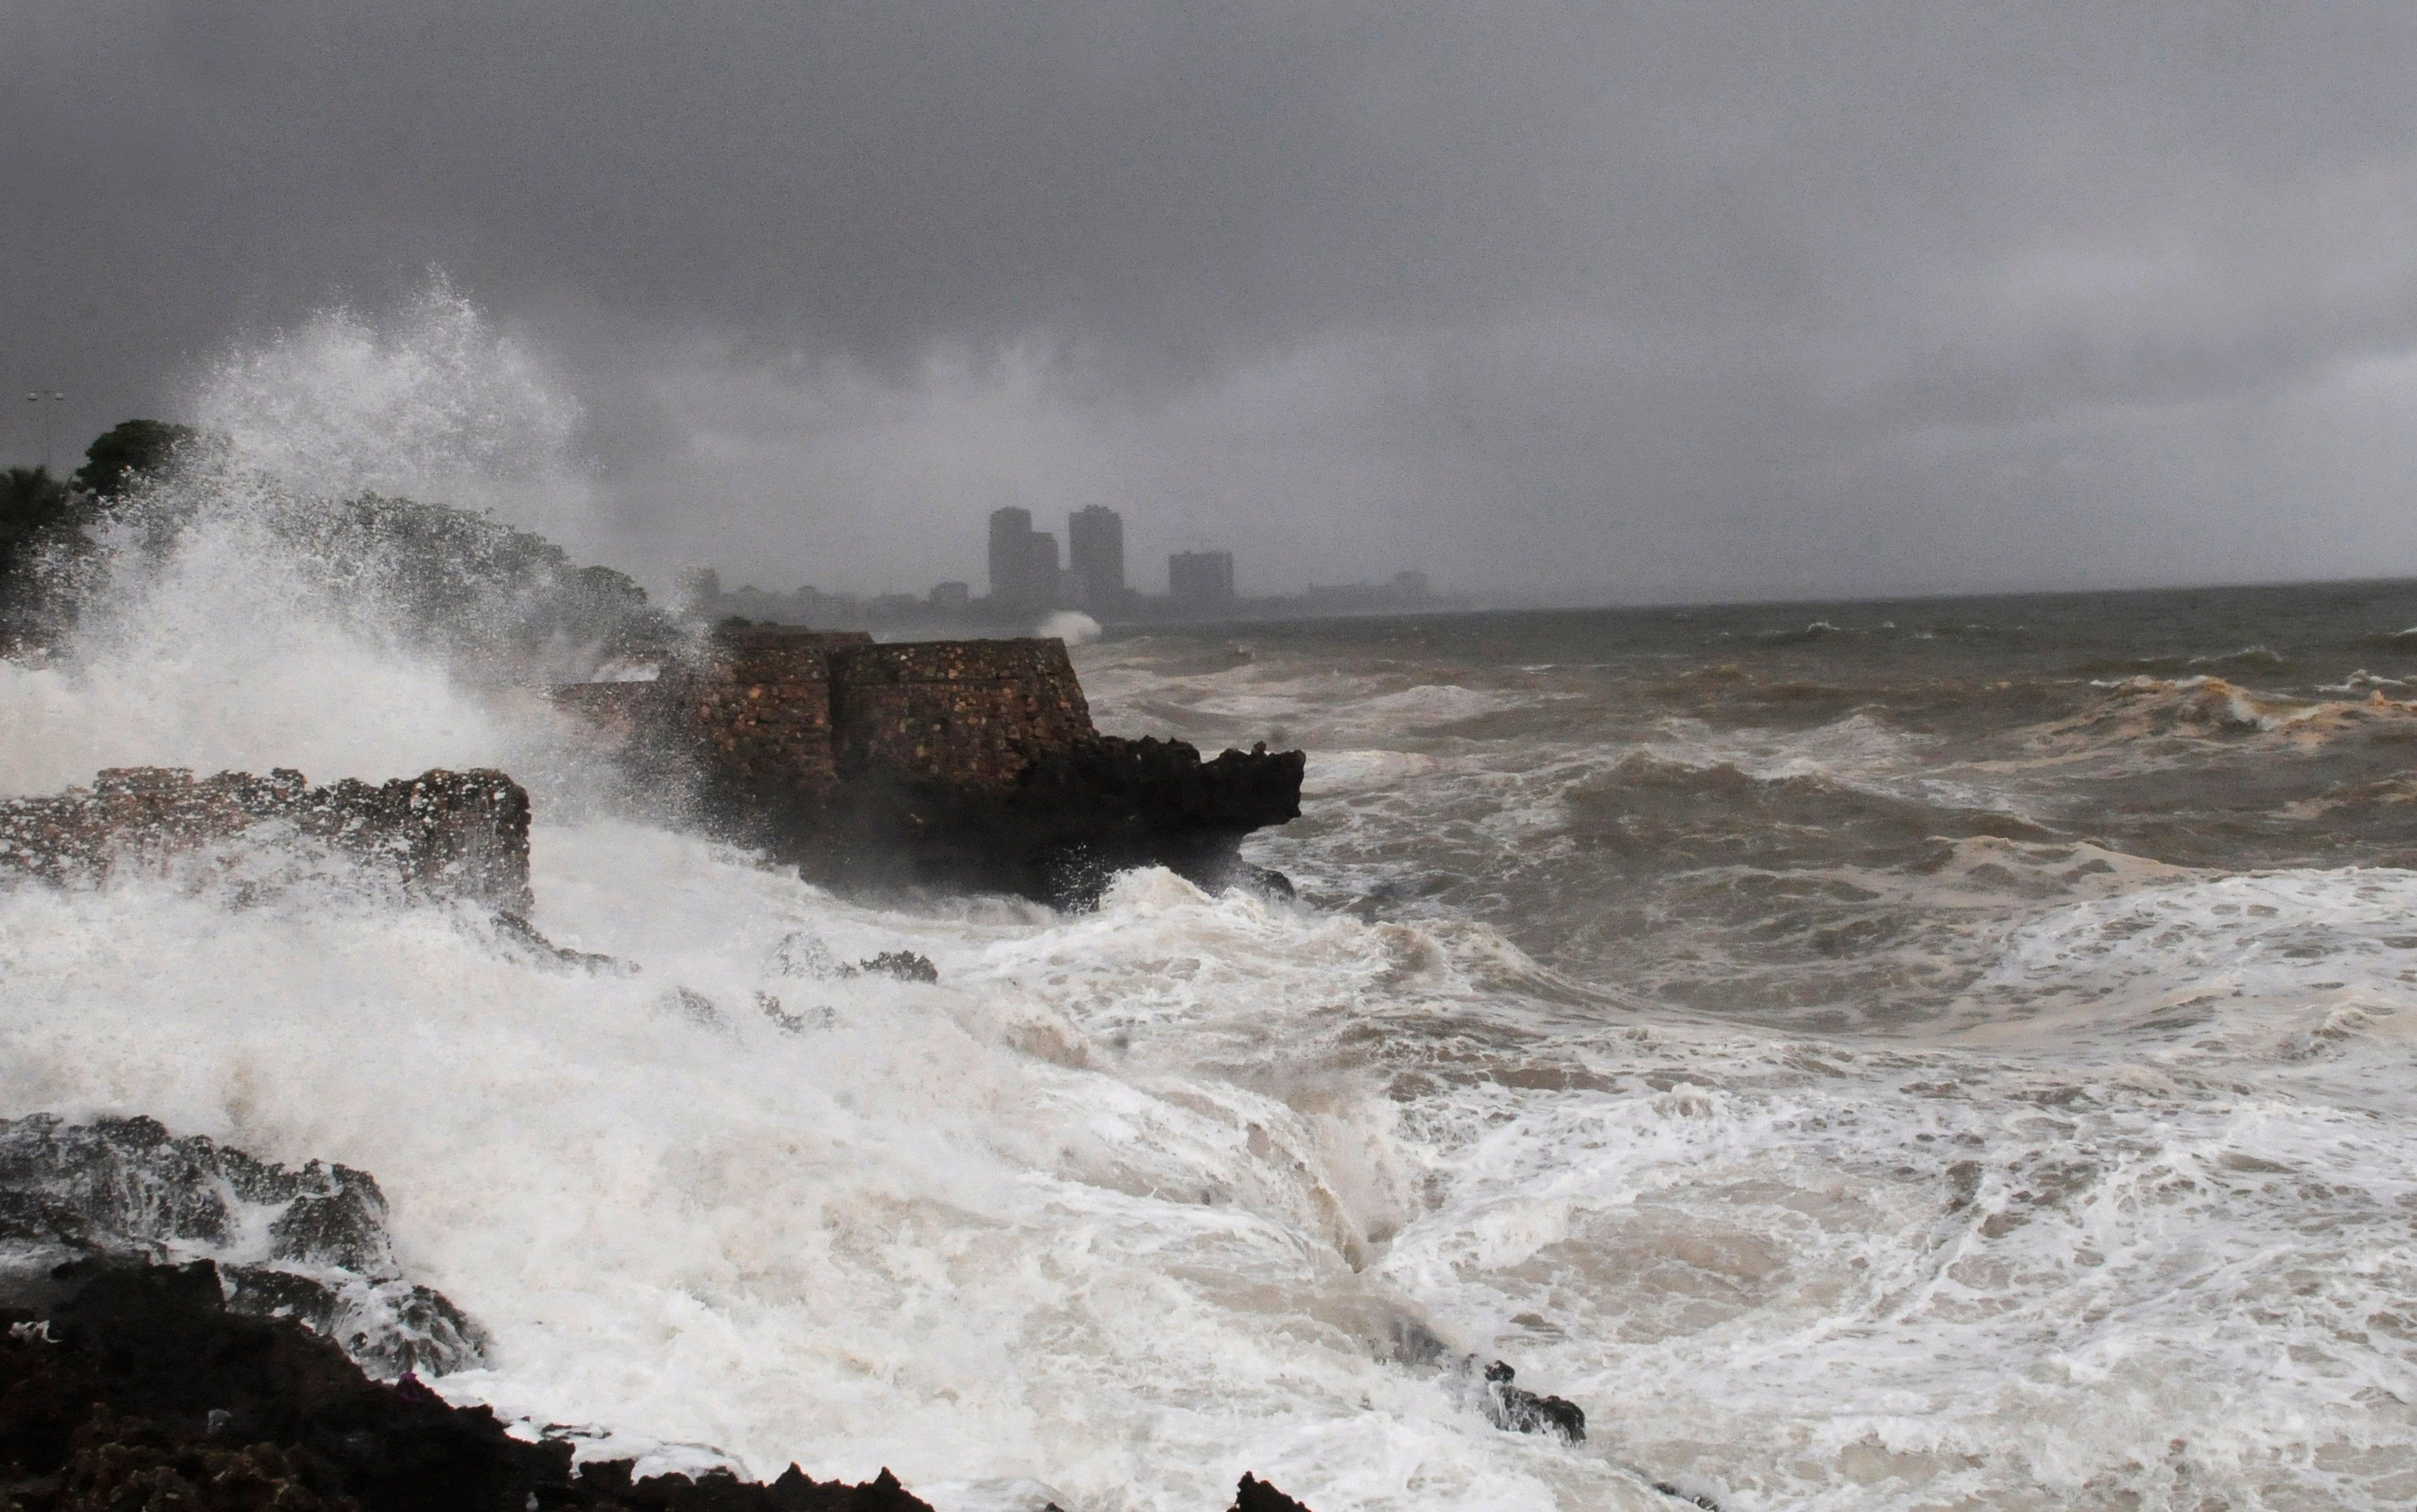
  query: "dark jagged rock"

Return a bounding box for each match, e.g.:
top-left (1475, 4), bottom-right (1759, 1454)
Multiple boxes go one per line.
top-left (851, 951), bottom-right (938, 984)
top-left (0, 1115), bottom-right (483, 1379)
top-left (1481, 1360), bottom-right (1585, 1444)
top-left (0, 766), bottom-right (532, 913)
top-left (1230, 1473), bottom-right (1315, 1512)
top-left (488, 911), bottom-right (628, 974)
top-left (553, 628), bottom-right (1303, 908)
top-left (0, 1259), bottom-right (937, 1512)
top-left (1653, 1483), bottom-right (1723, 1510)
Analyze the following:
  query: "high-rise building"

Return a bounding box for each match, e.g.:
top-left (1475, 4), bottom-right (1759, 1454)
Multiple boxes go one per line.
top-left (1167, 550), bottom-right (1236, 610)
top-left (1027, 531), bottom-right (1061, 608)
top-left (988, 507), bottom-right (1032, 602)
top-left (1068, 505), bottom-right (1125, 608)
top-left (988, 507), bottom-right (1057, 608)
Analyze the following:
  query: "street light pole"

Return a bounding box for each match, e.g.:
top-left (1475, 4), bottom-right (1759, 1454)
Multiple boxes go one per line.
top-left (23, 390), bottom-right (66, 474)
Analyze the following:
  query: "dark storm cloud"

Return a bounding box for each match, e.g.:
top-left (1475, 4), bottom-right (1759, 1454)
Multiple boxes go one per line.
top-left (7, 2), bottom-right (2417, 598)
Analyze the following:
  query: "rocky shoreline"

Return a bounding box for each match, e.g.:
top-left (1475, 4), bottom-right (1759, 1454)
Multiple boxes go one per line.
top-left (0, 1256), bottom-right (946, 1511)
top-left (0, 634), bottom-right (1619, 1508)
top-left (0, 1257), bottom-right (1338, 1512)
top-left (0, 1118), bottom-right (1615, 1512)
top-left (0, 766), bottom-right (533, 912)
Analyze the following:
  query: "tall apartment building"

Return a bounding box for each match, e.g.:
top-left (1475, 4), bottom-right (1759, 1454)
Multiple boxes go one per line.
top-left (1167, 550), bottom-right (1236, 611)
top-left (1067, 505), bottom-right (1126, 608)
top-left (987, 507), bottom-right (1062, 609)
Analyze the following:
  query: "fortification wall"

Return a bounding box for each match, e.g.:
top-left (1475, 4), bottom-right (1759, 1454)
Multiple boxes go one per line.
top-left (0, 766), bottom-right (533, 911)
top-left (659, 628), bottom-right (875, 791)
top-left (560, 630), bottom-right (1099, 794)
top-left (828, 638), bottom-right (1095, 788)
top-left (545, 628), bottom-right (1299, 904)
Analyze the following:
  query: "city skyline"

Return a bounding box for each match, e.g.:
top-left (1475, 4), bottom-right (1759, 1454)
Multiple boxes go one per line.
top-left (686, 498), bottom-right (1447, 629)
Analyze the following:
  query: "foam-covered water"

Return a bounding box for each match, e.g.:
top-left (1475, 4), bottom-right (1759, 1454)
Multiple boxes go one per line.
top-left (5, 291), bottom-right (2416, 1509)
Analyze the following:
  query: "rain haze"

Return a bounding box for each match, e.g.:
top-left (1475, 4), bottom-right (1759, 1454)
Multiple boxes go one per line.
top-left (8, 1), bottom-right (2416, 604)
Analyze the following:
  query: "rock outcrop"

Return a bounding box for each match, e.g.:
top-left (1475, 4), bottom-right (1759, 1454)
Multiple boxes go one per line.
top-left (1231, 1473), bottom-right (1317, 1512)
top-left (0, 1115), bottom-right (482, 1380)
top-left (557, 628), bottom-right (1303, 906)
top-left (0, 1119), bottom-right (1328, 1512)
top-left (1480, 1360), bottom-right (1586, 1444)
top-left (0, 1259), bottom-right (937, 1512)
top-left (0, 766), bottom-right (532, 913)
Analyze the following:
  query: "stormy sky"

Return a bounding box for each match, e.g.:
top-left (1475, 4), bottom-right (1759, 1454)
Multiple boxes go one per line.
top-left (7, 2), bottom-right (2417, 603)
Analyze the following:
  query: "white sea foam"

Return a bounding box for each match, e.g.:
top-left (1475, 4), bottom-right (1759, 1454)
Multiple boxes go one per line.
top-left (1033, 610), bottom-right (1101, 645)
top-left (1, 280), bottom-right (597, 798)
top-left (0, 836), bottom-right (1675, 1511)
top-left (191, 274), bottom-right (591, 548)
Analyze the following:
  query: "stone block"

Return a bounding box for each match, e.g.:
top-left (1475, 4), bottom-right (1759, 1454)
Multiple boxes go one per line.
top-left (828, 638), bottom-right (1095, 788)
top-left (0, 767), bottom-right (532, 912)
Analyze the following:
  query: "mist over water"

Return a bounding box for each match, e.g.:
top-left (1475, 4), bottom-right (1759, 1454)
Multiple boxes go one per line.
top-left (6, 291), bottom-right (2417, 1509)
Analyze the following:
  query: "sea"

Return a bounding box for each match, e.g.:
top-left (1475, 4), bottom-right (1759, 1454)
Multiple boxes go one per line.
top-left (4, 301), bottom-right (2415, 1511)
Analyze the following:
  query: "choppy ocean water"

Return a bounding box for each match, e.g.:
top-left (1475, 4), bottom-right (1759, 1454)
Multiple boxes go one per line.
top-left (5, 293), bottom-right (2415, 1512)
top-left (10, 580), bottom-right (2417, 1510)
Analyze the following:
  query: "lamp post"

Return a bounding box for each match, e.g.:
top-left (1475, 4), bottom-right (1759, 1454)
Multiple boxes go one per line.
top-left (23, 390), bottom-right (66, 474)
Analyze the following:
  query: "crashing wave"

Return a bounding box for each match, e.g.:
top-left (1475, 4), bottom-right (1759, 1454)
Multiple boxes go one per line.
top-left (0, 1113), bottom-right (484, 1377)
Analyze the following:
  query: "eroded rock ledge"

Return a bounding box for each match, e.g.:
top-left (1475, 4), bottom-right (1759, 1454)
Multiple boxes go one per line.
top-left (0, 1259), bottom-right (939, 1512)
top-left (0, 1263), bottom-right (1332, 1512)
top-left (0, 766), bottom-right (531, 913)
top-left (0, 1119), bottom-right (1334, 1511)
top-left (556, 629), bottom-right (1305, 906)
top-left (0, 1115), bottom-right (482, 1381)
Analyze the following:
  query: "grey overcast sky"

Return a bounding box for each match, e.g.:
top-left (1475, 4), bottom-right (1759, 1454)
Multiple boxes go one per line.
top-left (7, 2), bottom-right (2417, 602)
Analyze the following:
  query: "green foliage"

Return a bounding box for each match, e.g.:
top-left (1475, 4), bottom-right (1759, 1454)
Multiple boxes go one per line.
top-left (72, 419), bottom-right (199, 498)
top-left (10, 418), bottom-right (672, 671)
top-left (260, 493), bottom-right (675, 668)
top-left (1, 465), bottom-right (73, 580)
top-left (1, 465), bottom-right (69, 545)
top-left (0, 465), bottom-right (96, 639)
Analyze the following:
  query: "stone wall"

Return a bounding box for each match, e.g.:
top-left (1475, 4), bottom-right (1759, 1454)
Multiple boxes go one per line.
top-left (0, 766), bottom-right (533, 912)
top-left (828, 638), bottom-right (1095, 788)
top-left (557, 630), bottom-right (1100, 795)
top-left (662, 628), bottom-right (873, 791)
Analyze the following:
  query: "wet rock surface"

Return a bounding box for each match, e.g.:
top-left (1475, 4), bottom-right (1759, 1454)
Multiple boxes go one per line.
top-left (1229, 1473), bottom-right (1315, 1512)
top-left (1480, 1360), bottom-right (1586, 1444)
top-left (0, 1260), bottom-right (939, 1511)
top-left (0, 1116), bottom-right (482, 1379)
top-left (0, 766), bottom-right (532, 913)
top-left (735, 733), bottom-right (1304, 907)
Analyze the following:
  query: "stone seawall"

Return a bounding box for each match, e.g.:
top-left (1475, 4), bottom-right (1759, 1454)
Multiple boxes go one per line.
top-left (668, 627), bottom-right (871, 789)
top-left (0, 766), bottom-right (533, 912)
top-left (554, 627), bottom-right (1302, 903)
top-left (828, 638), bottom-right (1095, 787)
top-left (557, 628), bottom-right (1105, 793)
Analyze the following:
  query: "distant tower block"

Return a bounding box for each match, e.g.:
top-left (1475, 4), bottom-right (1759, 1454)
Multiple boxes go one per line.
top-left (1168, 550), bottom-right (1236, 610)
top-left (1068, 505), bottom-right (1126, 607)
top-left (988, 507), bottom-right (1035, 605)
top-left (988, 507), bottom-right (1063, 610)
top-left (1028, 531), bottom-right (1062, 609)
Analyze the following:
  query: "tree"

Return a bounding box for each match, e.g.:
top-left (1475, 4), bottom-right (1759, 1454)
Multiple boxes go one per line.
top-left (72, 418), bottom-right (198, 498)
top-left (1, 465), bottom-right (70, 568)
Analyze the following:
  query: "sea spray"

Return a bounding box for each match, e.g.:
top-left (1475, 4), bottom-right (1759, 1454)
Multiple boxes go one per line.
top-left (1, 280), bottom-right (652, 801)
